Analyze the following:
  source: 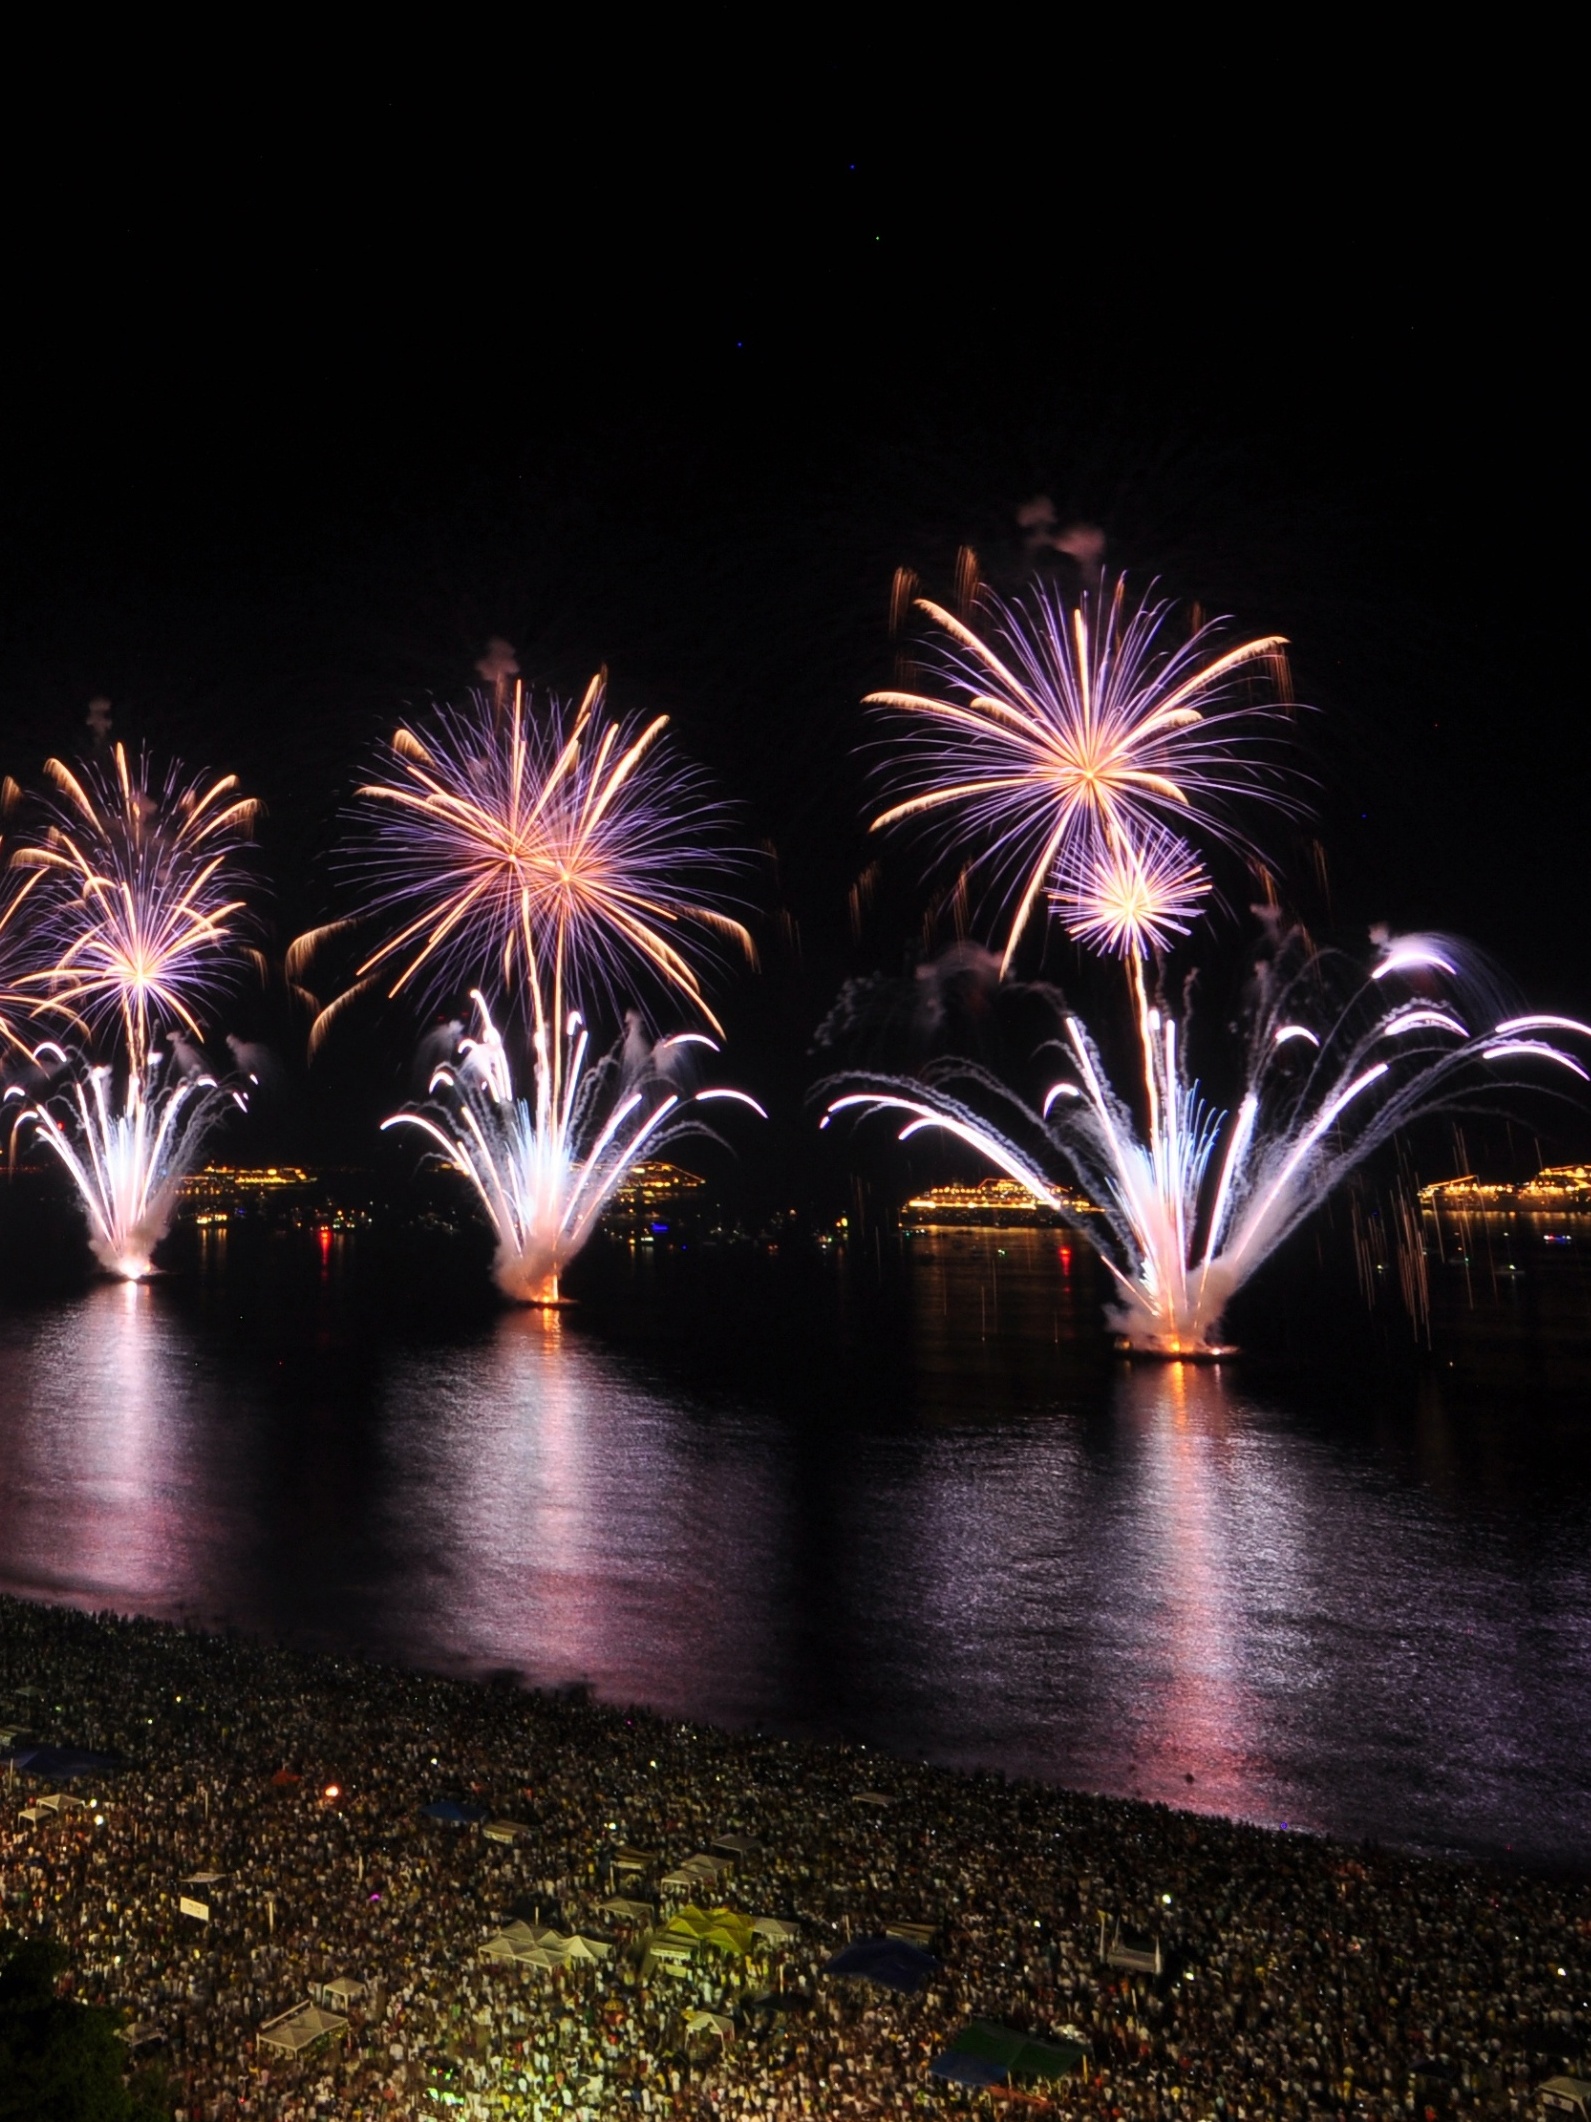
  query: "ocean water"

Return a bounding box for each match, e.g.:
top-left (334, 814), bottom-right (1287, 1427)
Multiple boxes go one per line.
top-left (3, 1217), bottom-right (1589, 1869)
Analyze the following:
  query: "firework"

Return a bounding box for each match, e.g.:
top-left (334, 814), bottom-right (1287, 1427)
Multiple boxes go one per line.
top-left (10, 745), bottom-right (259, 1060)
top-left (868, 575), bottom-right (1293, 972)
top-left (311, 676), bottom-right (753, 1049)
top-left (3, 745), bottom-right (260, 1279)
top-left (827, 934), bottom-right (1591, 1355)
top-left (384, 991), bottom-right (764, 1303)
top-left (325, 672), bottom-right (760, 1300)
top-left (830, 566), bottom-right (1589, 1355)
top-left (7, 1040), bottom-right (248, 1279)
top-left (1, 775), bottom-right (45, 1057)
top-left (1052, 825), bottom-right (1210, 960)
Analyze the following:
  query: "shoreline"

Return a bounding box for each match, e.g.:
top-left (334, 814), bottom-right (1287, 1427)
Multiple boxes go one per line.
top-left (5, 1591), bottom-right (1589, 2118)
top-left (6, 1574), bottom-right (1584, 1886)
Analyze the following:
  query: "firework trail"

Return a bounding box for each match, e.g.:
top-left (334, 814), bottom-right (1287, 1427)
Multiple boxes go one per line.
top-left (299, 674), bottom-right (753, 1052)
top-left (4, 745), bottom-right (259, 1278)
top-left (830, 572), bottom-right (1591, 1354)
top-left (384, 993), bottom-right (764, 1303)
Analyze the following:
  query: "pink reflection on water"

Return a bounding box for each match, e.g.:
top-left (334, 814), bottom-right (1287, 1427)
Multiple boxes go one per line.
top-left (1116, 1360), bottom-right (1264, 1818)
top-left (0, 1281), bottom-right (227, 1618)
top-left (374, 1306), bottom-right (783, 1718)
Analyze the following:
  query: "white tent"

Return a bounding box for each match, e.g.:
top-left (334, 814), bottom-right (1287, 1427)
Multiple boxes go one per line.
top-left (685, 2010), bottom-right (735, 2041)
top-left (480, 1920), bottom-right (548, 1963)
top-left (483, 1818), bottom-right (534, 1844)
top-left (710, 1831), bottom-right (760, 1861)
top-left (752, 1917), bottom-right (800, 1945)
top-left (481, 1922), bottom-right (612, 1970)
top-left (17, 1794), bottom-right (91, 1825)
top-left (661, 1853), bottom-right (732, 1891)
top-left (610, 1845), bottom-right (658, 1875)
top-left (1102, 1920), bottom-right (1162, 1976)
top-left (257, 2002), bottom-right (349, 2056)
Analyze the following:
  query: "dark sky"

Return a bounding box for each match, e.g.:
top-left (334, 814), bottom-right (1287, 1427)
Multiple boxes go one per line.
top-left (0, 53), bottom-right (1577, 1173)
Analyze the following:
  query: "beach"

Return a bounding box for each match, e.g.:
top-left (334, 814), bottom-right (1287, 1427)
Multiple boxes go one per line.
top-left (3, 1593), bottom-right (1586, 2118)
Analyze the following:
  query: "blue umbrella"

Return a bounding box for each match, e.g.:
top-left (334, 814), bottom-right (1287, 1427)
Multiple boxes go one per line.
top-left (930, 2049), bottom-right (1008, 2087)
top-left (4, 1744), bottom-right (123, 1781)
top-left (822, 1935), bottom-right (939, 1994)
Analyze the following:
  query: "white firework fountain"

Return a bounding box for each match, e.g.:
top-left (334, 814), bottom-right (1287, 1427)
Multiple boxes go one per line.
top-left (8, 1039), bottom-right (249, 1280)
top-left (385, 991), bottom-right (763, 1305)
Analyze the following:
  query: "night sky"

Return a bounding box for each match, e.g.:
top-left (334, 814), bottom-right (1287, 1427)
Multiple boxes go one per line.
top-left (1, 55), bottom-right (1577, 1187)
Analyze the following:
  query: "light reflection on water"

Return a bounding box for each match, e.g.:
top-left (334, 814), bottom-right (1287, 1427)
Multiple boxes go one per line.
top-left (372, 1305), bottom-right (788, 1717)
top-left (2, 1230), bottom-right (1589, 1867)
top-left (1, 1280), bottom-right (237, 1618)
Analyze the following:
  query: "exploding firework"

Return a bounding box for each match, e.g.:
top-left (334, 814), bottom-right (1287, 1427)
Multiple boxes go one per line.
top-left (830, 569), bottom-right (1590, 1355)
top-left (3, 745), bottom-right (260, 1278)
top-left (10, 746), bottom-right (260, 1058)
top-left (305, 676), bottom-right (753, 1049)
top-left (868, 575), bottom-right (1294, 972)
top-left (1052, 825), bottom-right (1210, 960)
top-left (384, 992), bottom-right (764, 1303)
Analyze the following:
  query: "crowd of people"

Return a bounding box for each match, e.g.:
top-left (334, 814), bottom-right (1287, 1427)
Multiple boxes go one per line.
top-left (3, 1594), bottom-right (1587, 2119)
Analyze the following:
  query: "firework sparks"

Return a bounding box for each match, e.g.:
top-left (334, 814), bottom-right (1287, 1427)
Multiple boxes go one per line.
top-left (867, 575), bottom-right (1293, 972)
top-left (313, 676), bottom-right (753, 1049)
top-left (384, 991), bottom-right (764, 1304)
top-left (324, 670), bottom-right (761, 1299)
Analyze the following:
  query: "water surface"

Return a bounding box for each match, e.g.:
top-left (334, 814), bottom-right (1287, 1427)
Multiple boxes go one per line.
top-left (2, 1221), bottom-right (1588, 1869)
